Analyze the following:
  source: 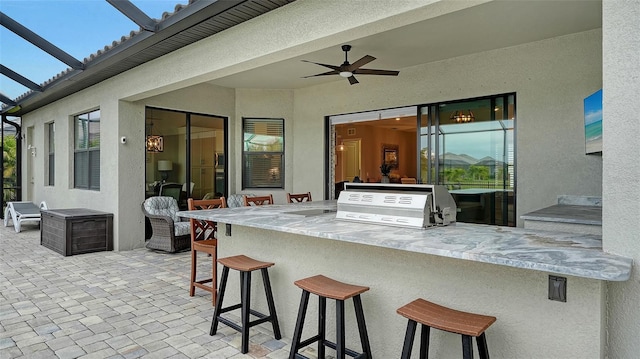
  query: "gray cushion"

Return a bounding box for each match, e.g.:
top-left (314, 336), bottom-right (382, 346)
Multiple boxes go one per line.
top-left (143, 196), bottom-right (181, 223)
top-left (174, 222), bottom-right (191, 237)
top-left (227, 193), bottom-right (255, 208)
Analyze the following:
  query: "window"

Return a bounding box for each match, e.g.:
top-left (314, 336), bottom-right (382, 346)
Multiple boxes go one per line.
top-left (419, 93), bottom-right (515, 226)
top-left (242, 118), bottom-right (284, 189)
top-left (46, 122), bottom-right (55, 186)
top-left (74, 109), bottom-right (100, 190)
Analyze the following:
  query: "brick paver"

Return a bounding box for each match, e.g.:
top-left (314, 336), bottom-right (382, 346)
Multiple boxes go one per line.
top-left (0, 224), bottom-right (292, 358)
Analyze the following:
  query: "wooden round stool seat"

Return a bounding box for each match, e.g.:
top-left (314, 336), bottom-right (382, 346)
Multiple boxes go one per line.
top-left (397, 298), bottom-right (496, 359)
top-left (294, 274), bottom-right (370, 300)
top-left (218, 255), bottom-right (274, 272)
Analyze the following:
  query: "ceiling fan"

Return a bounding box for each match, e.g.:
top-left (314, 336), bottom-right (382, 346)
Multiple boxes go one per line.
top-left (302, 45), bottom-right (399, 85)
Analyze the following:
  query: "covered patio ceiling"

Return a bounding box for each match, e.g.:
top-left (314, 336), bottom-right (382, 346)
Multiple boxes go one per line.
top-left (210, 0), bottom-right (601, 89)
top-left (1, 0), bottom-right (601, 117)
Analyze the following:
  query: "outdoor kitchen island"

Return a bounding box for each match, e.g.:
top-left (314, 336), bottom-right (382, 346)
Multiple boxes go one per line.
top-left (178, 200), bottom-right (631, 359)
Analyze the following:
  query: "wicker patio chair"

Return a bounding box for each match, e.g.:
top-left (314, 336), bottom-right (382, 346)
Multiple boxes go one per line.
top-left (141, 196), bottom-right (191, 253)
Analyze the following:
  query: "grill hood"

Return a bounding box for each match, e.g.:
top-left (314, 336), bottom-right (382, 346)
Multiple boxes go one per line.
top-left (336, 183), bottom-right (457, 228)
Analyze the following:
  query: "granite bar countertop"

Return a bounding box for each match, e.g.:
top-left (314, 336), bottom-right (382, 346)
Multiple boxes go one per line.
top-left (178, 200), bottom-right (631, 281)
top-left (520, 204), bottom-right (602, 226)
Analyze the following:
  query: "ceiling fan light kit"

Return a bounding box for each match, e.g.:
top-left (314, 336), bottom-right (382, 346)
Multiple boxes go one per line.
top-left (303, 44), bottom-right (399, 85)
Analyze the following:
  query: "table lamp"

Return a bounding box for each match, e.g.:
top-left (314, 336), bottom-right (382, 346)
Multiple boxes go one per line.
top-left (157, 160), bottom-right (172, 182)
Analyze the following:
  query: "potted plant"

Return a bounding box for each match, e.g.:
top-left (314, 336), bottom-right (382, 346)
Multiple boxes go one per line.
top-left (380, 162), bottom-right (392, 183)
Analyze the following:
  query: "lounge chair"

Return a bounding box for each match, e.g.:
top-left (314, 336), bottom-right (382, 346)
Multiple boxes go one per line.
top-left (3, 201), bottom-right (48, 233)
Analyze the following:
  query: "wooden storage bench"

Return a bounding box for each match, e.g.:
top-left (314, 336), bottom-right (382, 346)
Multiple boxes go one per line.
top-left (41, 208), bottom-right (113, 256)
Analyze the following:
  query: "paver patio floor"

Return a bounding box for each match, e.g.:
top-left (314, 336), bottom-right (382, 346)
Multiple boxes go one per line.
top-left (0, 223), bottom-right (307, 359)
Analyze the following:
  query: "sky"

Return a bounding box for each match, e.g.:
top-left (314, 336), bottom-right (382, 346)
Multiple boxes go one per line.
top-left (1, 0), bottom-right (187, 102)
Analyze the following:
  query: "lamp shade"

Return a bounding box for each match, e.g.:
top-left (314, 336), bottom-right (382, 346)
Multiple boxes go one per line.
top-left (157, 160), bottom-right (173, 171)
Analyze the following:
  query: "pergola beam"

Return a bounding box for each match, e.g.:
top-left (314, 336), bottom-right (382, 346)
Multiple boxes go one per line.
top-left (107, 0), bottom-right (157, 32)
top-left (0, 11), bottom-right (84, 70)
top-left (1, 65), bottom-right (43, 92)
top-left (0, 92), bottom-right (17, 106)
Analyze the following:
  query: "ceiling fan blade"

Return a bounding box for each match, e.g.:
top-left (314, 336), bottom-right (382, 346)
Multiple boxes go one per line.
top-left (353, 68), bottom-right (400, 76)
top-left (302, 70), bottom-right (340, 78)
top-left (301, 60), bottom-right (340, 71)
top-left (348, 76), bottom-right (359, 85)
top-left (347, 55), bottom-right (375, 71)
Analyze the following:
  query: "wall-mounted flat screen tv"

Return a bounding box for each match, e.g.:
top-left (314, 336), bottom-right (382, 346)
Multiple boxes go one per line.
top-left (584, 89), bottom-right (602, 154)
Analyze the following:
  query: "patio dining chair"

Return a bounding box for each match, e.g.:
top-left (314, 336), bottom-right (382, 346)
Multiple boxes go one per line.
top-left (243, 194), bottom-right (274, 206)
top-left (286, 192), bottom-right (312, 203)
top-left (188, 197), bottom-right (227, 305)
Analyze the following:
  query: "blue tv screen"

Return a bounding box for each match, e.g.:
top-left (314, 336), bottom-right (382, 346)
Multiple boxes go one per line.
top-left (584, 89), bottom-right (602, 154)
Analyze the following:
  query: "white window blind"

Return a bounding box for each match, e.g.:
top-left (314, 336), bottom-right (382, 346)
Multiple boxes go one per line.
top-left (242, 118), bottom-right (284, 189)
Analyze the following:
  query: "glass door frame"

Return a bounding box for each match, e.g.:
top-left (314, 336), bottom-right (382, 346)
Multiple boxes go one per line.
top-left (145, 107), bottom-right (229, 201)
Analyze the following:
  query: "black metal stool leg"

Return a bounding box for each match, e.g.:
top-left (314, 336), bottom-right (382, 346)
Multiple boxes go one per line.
top-left (240, 270), bottom-right (251, 354)
top-left (289, 290), bottom-right (310, 359)
top-left (261, 268), bottom-right (281, 339)
top-left (462, 335), bottom-right (473, 359)
top-left (419, 324), bottom-right (430, 359)
top-left (210, 266), bottom-right (229, 335)
top-left (336, 299), bottom-right (345, 359)
top-left (477, 333), bottom-right (490, 359)
top-left (400, 320), bottom-right (417, 359)
top-left (318, 296), bottom-right (326, 358)
top-left (353, 295), bottom-right (372, 359)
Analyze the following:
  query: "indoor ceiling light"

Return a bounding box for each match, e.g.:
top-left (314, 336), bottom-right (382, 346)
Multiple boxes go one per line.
top-left (339, 71), bottom-right (353, 78)
top-left (146, 135), bottom-right (164, 152)
top-left (450, 110), bottom-right (475, 123)
top-left (146, 120), bottom-right (164, 152)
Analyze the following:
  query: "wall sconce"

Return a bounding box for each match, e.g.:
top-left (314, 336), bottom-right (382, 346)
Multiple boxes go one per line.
top-left (157, 160), bottom-right (172, 182)
top-left (146, 135), bottom-right (164, 152)
top-left (450, 110), bottom-right (475, 123)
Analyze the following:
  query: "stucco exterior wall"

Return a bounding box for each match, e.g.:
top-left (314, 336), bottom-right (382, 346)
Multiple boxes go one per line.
top-left (118, 0), bottom-right (457, 103)
top-left (21, 85), bottom-right (121, 226)
top-left (293, 30), bottom-right (603, 222)
top-left (234, 88), bottom-right (294, 203)
top-left (19, 28), bottom-right (602, 248)
top-left (602, 1), bottom-right (640, 358)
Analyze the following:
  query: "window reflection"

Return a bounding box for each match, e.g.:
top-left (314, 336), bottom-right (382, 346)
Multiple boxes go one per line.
top-left (420, 94), bottom-right (515, 226)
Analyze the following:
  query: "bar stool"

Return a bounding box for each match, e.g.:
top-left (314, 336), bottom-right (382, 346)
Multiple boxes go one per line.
top-left (210, 255), bottom-right (281, 354)
top-left (289, 275), bottom-right (372, 359)
top-left (397, 298), bottom-right (496, 359)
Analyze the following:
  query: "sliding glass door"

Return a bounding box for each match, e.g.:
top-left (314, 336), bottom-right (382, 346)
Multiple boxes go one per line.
top-left (145, 108), bottom-right (227, 209)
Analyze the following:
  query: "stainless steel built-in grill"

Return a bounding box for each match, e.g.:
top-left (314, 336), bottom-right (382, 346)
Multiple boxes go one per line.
top-left (336, 183), bottom-right (457, 228)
